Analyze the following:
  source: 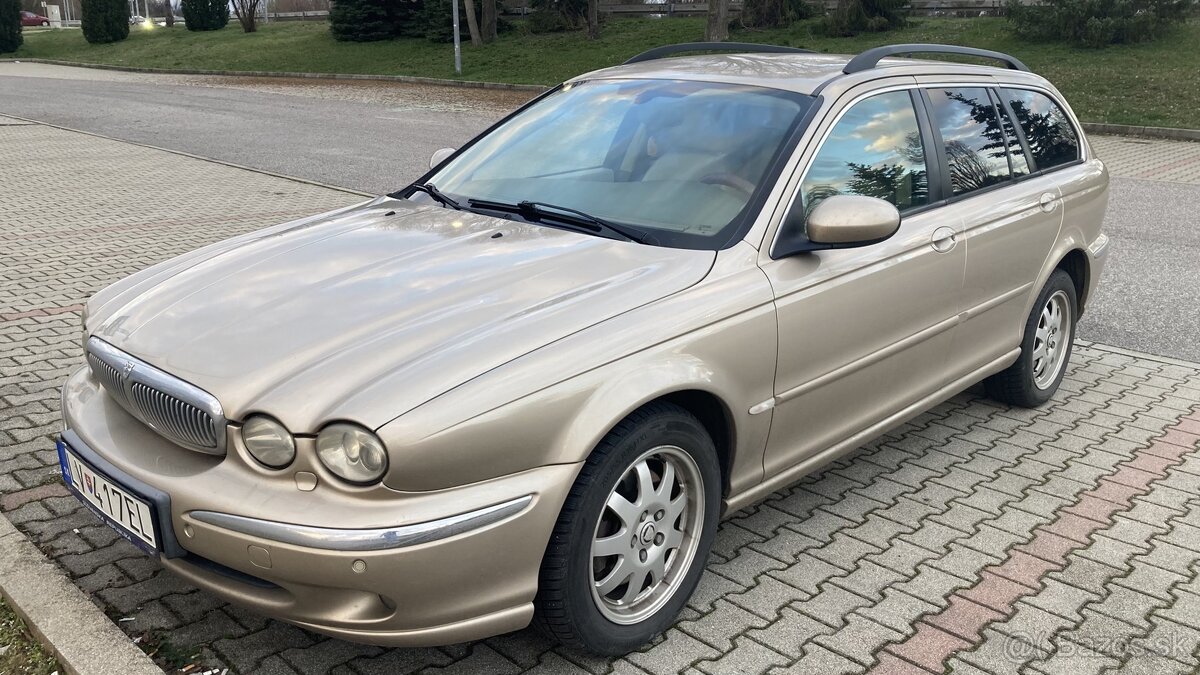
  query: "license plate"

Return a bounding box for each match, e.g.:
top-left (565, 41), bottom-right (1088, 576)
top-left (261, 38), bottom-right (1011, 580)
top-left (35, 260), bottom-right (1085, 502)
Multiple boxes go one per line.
top-left (58, 440), bottom-right (159, 554)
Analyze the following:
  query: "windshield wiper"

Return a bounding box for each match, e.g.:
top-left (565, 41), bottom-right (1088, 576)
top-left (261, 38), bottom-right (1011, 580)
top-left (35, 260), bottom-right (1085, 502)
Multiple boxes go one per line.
top-left (407, 183), bottom-right (462, 210)
top-left (468, 198), bottom-right (654, 245)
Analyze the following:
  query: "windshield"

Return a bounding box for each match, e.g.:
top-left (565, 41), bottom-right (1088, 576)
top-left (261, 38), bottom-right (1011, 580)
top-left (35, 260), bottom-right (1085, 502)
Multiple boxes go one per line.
top-left (424, 79), bottom-right (815, 249)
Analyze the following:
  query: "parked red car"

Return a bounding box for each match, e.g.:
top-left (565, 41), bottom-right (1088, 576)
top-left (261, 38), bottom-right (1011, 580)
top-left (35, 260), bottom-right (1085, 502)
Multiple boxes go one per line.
top-left (21, 10), bottom-right (51, 26)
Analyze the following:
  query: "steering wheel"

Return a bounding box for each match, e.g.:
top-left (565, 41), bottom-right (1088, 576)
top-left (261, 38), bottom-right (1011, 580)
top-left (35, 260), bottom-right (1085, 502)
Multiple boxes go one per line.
top-left (700, 173), bottom-right (756, 198)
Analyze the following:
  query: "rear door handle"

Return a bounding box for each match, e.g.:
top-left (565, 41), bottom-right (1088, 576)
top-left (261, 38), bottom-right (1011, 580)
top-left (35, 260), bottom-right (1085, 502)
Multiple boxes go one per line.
top-left (1039, 192), bottom-right (1059, 213)
top-left (931, 226), bottom-right (957, 253)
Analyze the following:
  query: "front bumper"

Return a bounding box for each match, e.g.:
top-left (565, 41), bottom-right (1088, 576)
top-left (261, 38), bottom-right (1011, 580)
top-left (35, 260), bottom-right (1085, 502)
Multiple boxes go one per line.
top-left (60, 365), bottom-right (579, 646)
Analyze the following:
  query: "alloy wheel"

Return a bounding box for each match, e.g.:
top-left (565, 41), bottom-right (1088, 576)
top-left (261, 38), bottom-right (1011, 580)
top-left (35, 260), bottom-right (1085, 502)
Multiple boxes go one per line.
top-left (1032, 289), bottom-right (1071, 389)
top-left (589, 445), bottom-right (704, 625)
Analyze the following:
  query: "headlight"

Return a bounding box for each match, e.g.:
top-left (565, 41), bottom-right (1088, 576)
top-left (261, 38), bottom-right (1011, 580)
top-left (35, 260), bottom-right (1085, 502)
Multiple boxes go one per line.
top-left (241, 415), bottom-right (296, 469)
top-left (316, 423), bottom-right (388, 484)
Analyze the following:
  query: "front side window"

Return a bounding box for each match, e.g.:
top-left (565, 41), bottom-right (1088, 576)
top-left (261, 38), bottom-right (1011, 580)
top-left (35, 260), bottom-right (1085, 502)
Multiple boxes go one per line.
top-left (927, 88), bottom-right (1012, 196)
top-left (800, 90), bottom-right (929, 218)
top-left (426, 79), bottom-right (814, 250)
top-left (1001, 88), bottom-right (1080, 170)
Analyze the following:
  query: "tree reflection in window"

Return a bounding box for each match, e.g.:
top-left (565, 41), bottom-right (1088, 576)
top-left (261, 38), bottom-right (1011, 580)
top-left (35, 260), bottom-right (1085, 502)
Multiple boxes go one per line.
top-left (801, 91), bottom-right (928, 220)
top-left (1001, 89), bottom-right (1079, 170)
top-left (928, 88), bottom-right (1011, 196)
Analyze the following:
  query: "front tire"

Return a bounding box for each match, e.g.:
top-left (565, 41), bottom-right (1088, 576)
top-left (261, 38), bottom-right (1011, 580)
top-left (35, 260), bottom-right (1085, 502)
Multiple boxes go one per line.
top-left (534, 402), bottom-right (720, 655)
top-left (984, 269), bottom-right (1077, 407)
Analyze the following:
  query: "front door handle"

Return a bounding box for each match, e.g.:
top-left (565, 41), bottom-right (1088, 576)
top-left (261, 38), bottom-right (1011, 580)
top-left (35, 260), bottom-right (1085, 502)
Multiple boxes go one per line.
top-left (1039, 192), bottom-right (1059, 213)
top-left (931, 226), bottom-right (957, 253)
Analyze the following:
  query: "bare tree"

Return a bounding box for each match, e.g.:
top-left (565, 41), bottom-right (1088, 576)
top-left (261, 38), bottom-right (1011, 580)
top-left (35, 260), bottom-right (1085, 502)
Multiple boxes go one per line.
top-left (461, 0), bottom-right (482, 46)
top-left (231, 0), bottom-right (261, 31)
top-left (585, 0), bottom-right (598, 39)
top-left (705, 0), bottom-right (729, 41)
top-left (481, 0), bottom-right (496, 42)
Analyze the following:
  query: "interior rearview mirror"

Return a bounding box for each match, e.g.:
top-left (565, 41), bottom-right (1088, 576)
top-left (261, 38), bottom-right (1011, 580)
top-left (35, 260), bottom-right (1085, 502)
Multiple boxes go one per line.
top-left (772, 195), bottom-right (901, 258)
top-left (429, 147), bottom-right (456, 169)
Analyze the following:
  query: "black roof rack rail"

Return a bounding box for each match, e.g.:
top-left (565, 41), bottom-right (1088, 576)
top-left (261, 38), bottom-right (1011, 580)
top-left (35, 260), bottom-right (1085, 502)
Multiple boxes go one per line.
top-left (842, 43), bottom-right (1030, 74)
top-left (624, 42), bottom-right (814, 65)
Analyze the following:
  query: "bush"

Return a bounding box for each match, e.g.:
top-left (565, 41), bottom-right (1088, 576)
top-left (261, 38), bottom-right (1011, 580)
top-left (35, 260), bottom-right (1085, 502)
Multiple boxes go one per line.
top-left (741, 0), bottom-right (813, 29)
top-left (818, 0), bottom-right (908, 36)
top-left (331, 0), bottom-right (394, 40)
top-left (330, 0), bottom-right (423, 41)
top-left (1006, 0), bottom-right (1193, 47)
top-left (422, 0), bottom-right (501, 42)
top-left (422, 0), bottom-right (454, 41)
top-left (0, 0), bottom-right (20, 54)
top-left (525, 0), bottom-right (584, 33)
top-left (80, 0), bottom-right (130, 43)
top-left (182, 0), bottom-right (229, 31)
top-left (527, 8), bottom-right (575, 32)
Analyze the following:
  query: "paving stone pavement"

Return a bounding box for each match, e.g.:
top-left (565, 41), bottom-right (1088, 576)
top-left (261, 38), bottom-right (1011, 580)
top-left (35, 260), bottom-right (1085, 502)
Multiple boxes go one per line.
top-left (3, 118), bottom-right (1200, 675)
top-left (1089, 136), bottom-right (1200, 184)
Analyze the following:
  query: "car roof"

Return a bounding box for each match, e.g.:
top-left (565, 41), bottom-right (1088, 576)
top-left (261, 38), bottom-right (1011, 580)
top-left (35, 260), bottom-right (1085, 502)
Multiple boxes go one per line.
top-left (571, 50), bottom-right (1047, 97)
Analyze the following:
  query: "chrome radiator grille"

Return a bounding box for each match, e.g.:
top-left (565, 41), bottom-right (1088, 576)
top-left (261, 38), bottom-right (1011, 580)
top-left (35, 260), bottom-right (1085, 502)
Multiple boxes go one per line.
top-left (85, 337), bottom-right (226, 455)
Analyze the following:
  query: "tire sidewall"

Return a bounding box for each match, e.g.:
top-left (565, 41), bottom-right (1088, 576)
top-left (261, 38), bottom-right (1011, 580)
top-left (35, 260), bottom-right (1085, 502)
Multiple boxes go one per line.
top-left (563, 411), bottom-right (720, 652)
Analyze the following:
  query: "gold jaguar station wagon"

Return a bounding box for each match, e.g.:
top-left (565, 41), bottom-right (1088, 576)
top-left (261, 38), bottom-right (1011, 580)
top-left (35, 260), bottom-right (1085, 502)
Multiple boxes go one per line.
top-left (59, 42), bottom-right (1109, 654)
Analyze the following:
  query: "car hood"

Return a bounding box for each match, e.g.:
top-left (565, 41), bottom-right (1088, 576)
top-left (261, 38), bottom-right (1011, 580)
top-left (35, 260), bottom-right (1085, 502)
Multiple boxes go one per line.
top-left (90, 199), bottom-right (716, 431)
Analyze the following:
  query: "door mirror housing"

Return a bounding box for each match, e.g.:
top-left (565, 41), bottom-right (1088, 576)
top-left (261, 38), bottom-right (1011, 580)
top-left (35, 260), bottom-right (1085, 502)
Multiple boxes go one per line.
top-left (429, 147), bottom-right (456, 169)
top-left (771, 195), bottom-right (901, 258)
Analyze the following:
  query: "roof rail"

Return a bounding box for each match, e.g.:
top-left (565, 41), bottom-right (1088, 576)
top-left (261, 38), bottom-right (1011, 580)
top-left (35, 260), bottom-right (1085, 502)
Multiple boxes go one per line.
top-left (624, 42), bottom-right (814, 65)
top-left (842, 44), bottom-right (1030, 74)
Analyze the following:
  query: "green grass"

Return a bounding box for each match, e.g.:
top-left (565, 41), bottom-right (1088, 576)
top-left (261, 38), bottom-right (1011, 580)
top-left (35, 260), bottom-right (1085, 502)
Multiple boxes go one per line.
top-left (0, 598), bottom-right (60, 675)
top-left (11, 17), bottom-right (1200, 127)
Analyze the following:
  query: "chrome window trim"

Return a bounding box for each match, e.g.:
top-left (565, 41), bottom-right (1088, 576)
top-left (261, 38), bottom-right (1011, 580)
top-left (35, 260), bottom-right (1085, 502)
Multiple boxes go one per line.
top-left (86, 337), bottom-right (227, 455)
top-left (764, 79), bottom-right (1087, 259)
top-left (189, 495), bottom-right (534, 551)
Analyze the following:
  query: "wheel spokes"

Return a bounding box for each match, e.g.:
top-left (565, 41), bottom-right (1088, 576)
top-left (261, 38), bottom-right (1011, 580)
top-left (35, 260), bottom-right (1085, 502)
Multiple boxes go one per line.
top-left (593, 531), bottom-right (629, 558)
top-left (595, 556), bottom-right (633, 596)
top-left (606, 491), bottom-right (640, 531)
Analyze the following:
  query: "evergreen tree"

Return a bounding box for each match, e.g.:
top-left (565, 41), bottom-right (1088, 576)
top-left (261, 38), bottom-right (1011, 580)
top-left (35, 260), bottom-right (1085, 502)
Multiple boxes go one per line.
top-left (81, 0), bottom-right (130, 44)
top-left (182, 0), bottom-right (229, 31)
top-left (0, 0), bottom-right (21, 55)
top-left (330, 0), bottom-right (423, 41)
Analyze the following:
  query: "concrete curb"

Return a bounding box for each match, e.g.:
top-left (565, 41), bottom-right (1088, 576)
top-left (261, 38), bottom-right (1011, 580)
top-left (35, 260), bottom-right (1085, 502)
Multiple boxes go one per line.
top-left (1082, 122), bottom-right (1200, 142)
top-left (1077, 339), bottom-right (1200, 369)
top-left (0, 57), bottom-right (552, 92)
top-left (2, 112), bottom-right (375, 198)
top-left (0, 513), bottom-right (163, 675)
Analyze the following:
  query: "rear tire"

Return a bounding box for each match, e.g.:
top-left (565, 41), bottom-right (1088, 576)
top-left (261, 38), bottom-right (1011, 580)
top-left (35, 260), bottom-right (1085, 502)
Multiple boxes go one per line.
top-left (533, 402), bottom-right (720, 655)
top-left (984, 269), bottom-right (1077, 407)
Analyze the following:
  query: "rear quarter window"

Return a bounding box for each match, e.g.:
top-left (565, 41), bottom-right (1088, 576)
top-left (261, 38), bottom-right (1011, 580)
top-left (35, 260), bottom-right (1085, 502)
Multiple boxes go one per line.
top-left (925, 87), bottom-right (1012, 196)
top-left (1000, 88), bottom-right (1080, 170)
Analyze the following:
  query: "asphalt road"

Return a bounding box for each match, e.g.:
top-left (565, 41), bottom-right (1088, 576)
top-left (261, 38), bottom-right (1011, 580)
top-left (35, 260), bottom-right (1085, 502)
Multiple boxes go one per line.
top-left (2, 62), bottom-right (1197, 361)
top-left (0, 62), bottom-right (536, 194)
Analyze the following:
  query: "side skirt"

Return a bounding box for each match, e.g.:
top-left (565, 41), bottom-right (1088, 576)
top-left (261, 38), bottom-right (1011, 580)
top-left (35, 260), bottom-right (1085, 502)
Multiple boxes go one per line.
top-left (722, 347), bottom-right (1021, 515)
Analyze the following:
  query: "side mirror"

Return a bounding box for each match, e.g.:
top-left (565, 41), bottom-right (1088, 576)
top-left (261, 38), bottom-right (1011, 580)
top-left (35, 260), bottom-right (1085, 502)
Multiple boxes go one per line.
top-left (429, 147), bottom-right (456, 169)
top-left (772, 195), bottom-right (901, 258)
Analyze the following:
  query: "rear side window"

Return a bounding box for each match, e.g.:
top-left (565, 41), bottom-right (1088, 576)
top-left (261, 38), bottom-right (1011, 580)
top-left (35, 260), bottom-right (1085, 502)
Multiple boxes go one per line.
top-left (992, 91), bottom-right (1030, 178)
top-left (801, 91), bottom-right (930, 216)
top-left (926, 88), bottom-right (1011, 196)
top-left (1001, 88), bottom-right (1080, 170)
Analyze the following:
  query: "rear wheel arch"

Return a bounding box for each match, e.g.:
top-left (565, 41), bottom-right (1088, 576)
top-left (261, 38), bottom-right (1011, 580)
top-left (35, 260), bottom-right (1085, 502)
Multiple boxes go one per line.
top-left (1056, 248), bottom-right (1090, 313)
